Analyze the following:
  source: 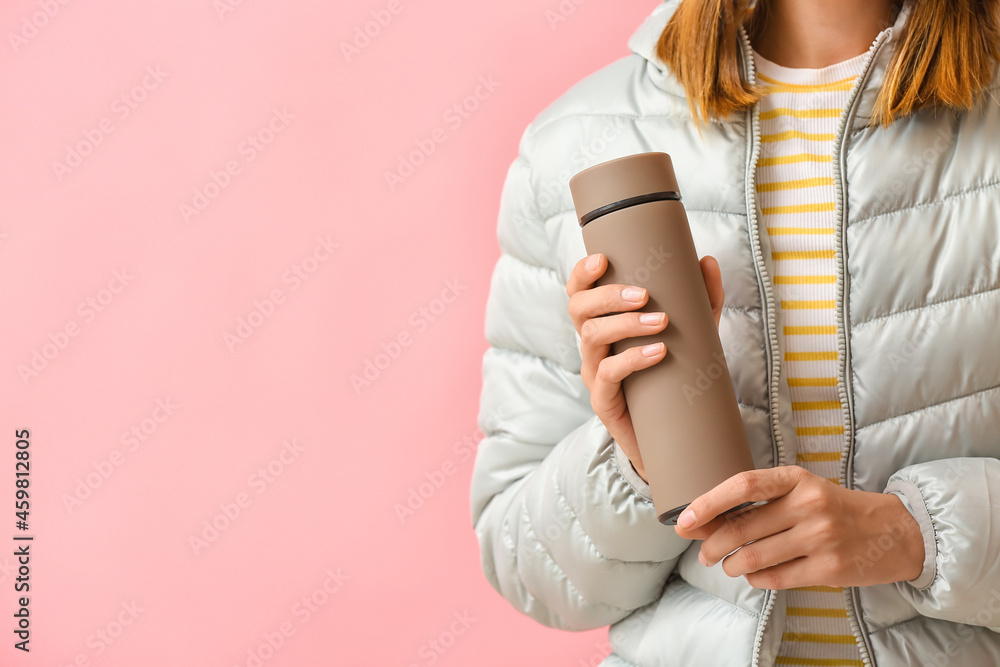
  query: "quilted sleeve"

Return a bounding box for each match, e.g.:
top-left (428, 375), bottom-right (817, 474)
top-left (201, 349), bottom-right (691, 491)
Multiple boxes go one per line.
top-left (469, 124), bottom-right (691, 632)
top-left (885, 456), bottom-right (1000, 631)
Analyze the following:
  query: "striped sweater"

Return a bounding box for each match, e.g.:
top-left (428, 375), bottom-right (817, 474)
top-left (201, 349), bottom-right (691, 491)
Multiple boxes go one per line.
top-left (753, 47), bottom-right (870, 667)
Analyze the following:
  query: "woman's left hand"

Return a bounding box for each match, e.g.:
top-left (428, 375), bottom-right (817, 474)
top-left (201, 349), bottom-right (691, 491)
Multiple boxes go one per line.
top-left (673, 465), bottom-right (925, 589)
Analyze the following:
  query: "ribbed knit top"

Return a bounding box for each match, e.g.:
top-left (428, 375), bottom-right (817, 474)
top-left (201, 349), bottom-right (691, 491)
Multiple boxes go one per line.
top-left (753, 46), bottom-right (870, 667)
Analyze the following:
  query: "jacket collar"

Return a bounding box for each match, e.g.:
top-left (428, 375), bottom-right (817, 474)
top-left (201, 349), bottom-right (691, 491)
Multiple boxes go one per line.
top-left (626, 1), bottom-right (685, 99)
top-left (626, 0), bottom-right (917, 128)
top-left (849, 0), bottom-right (915, 130)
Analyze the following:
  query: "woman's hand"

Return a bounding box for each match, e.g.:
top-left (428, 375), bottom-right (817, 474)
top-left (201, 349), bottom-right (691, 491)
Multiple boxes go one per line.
top-left (566, 252), bottom-right (726, 483)
top-left (673, 465), bottom-right (925, 589)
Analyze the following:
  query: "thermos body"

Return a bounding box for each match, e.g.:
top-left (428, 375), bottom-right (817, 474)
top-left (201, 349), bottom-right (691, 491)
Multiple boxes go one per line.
top-left (568, 152), bottom-right (757, 525)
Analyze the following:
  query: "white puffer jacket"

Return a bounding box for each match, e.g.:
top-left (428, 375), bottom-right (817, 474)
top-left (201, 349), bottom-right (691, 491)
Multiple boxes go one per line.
top-left (470, 2), bottom-right (1000, 665)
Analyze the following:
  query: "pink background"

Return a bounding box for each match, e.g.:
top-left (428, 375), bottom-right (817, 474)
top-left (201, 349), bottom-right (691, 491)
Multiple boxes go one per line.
top-left (0, 0), bottom-right (660, 664)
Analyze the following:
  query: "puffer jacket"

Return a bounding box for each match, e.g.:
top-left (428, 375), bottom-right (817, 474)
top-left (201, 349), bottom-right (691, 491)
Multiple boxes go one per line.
top-left (470, 1), bottom-right (1000, 665)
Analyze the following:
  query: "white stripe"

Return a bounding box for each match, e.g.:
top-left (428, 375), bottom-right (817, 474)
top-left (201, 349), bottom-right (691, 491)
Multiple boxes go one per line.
top-left (754, 46), bottom-right (868, 666)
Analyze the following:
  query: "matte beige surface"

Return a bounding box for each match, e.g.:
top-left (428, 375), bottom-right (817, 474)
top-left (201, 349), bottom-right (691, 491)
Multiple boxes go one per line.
top-left (569, 153), bottom-right (757, 522)
top-left (569, 152), bottom-right (680, 220)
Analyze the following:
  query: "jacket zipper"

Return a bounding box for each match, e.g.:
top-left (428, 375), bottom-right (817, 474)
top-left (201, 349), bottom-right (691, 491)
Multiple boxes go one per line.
top-left (736, 24), bottom-right (783, 667)
top-left (739, 22), bottom-right (893, 667)
top-left (832, 26), bottom-right (894, 667)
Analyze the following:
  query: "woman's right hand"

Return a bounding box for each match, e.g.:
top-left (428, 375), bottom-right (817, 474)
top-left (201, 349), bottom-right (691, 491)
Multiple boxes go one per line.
top-left (566, 252), bottom-right (726, 484)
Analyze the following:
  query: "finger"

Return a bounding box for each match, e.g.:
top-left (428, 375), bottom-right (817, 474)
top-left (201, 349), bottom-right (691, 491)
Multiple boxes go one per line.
top-left (677, 466), bottom-right (806, 530)
top-left (699, 255), bottom-right (725, 328)
top-left (698, 496), bottom-right (797, 567)
top-left (568, 283), bottom-right (649, 332)
top-left (590, 342), bottom-right (667, 414)
top-left (674, 500), bottom-right (770, 541)
top-left (720, 525), bottom-right (804, 579)
top-left (566, 253), bottom-right (605, 298)
top-left (580, 311), bottom-right (668, 378)
top-left (674, 502), bottom-right (754, 541)
top-left (744, 556), bottom-right (816, 591)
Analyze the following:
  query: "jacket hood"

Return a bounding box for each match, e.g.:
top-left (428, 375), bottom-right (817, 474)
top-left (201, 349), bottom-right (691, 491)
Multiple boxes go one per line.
top-left (626, 1), bottom-right (674, 65)
top-left (626, 1), bottom-right (683, 96)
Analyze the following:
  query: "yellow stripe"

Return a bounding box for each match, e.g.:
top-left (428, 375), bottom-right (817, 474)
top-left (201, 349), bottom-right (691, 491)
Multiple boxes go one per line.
top-left (796, 426), bottom-right (845, 437)
top-left (767, 227), bottom-right (835, 236)
top-left (775, 658), bottom-right (864, 667)
top-left (784, 326), bottom-right (837, 336)
top-left (759, 107), bottom-right (844, 120)
top-left (774, 275), bottom-right (837, 285)
top-left (786, 351), bottom-right (838, 361)
top-left (758, 72), bottom-right (857, 86)
top-left (787, 607), bottom-right (850, 617)
top-left (788, 377), bottom-right (839, 387)
top-left (783, 632), bottom-right (858, 645)
top-left (758, 72), bottom-right (858, 92)
top-left (761, 130), bottom-right (837, 143)
top-left (792, 401), bottom-right (842, 411)
top-left (827, 477), bottom-right (841, 484)
top-left (759, 153), bottom-right (831, 166)
top-left (797, 451), bottom-right (843, 462)
top-left (762, 202), bottom-right (837, 215)
top-left (757, 177), bottom-right (835, 192)
top-left (763, 82), bottom-right (857, 95)
top-left (794, 585), bottom-right (845, 593)
top-left (782, 300), bottom-right (836, 310)
top-left (772, 250), bottom-right (836, 261)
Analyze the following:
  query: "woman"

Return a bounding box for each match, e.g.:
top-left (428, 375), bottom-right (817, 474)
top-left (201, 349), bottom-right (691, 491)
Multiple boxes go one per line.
top-left (471, 0), bottom-right (1000, 665)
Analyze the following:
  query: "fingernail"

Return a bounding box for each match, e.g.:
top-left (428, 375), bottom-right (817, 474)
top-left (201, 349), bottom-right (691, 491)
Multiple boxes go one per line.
top-left (698, 551), bottom-right (708, 566)
top-left (678, 508), bottom-right (695, 528)
top-left (586, 254), bottom-right (599, 271)
top-left (641, 343), bottom-right (663, 357)
top-left (623, 286), bottom-right (645, 301)
top-left (639, 312), bottom-right (664, 325)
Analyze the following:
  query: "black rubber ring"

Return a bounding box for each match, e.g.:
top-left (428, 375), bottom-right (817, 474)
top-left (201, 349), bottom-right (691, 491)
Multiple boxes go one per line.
top-left (658, 500), bottom-right (756, 526)
top-left (578, 190), bottom-right (682, 227)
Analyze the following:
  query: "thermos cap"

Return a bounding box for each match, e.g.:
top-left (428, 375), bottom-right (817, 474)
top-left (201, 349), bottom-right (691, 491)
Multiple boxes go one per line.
top-left (568, 152), bottom-right (682, 227)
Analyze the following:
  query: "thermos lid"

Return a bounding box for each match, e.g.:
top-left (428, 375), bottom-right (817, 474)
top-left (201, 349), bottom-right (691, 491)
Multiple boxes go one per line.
top-left (568, 152), bottom-right (682, 227)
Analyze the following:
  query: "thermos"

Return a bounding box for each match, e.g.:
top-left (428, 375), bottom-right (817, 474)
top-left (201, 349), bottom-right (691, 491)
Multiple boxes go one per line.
top-left (568, 152), bottom-right (757, 525)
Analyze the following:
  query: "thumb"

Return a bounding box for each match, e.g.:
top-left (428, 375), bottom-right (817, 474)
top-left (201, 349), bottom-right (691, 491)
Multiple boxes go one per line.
top-left (699, 255), bottom-right (725, 328)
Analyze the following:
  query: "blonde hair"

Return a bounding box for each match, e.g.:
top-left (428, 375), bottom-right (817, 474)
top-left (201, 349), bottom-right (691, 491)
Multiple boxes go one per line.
top-left (656, 0), bottom-right (1000, 127)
